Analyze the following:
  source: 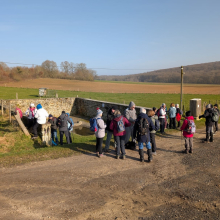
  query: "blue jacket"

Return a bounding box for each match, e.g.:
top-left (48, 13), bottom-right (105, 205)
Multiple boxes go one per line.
top-left (168, 107), bottom-right (176, 118)
top-left (133, 113), bottom-right (155, 143)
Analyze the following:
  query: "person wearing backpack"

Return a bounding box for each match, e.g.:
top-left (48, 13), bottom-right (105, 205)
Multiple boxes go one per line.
top-left (213, 104), bottom-right (219, 133)
top-left (124, 101), bottom-right (137, 144)
top-left (168, 103), bottom-right (177, 129)
top-left (57, 111), bottom-right (72, 145)
top-left (48, 114), bottom-right (59, 145)
top-left (158, 103), bottom-right (166, 134)
top-left (133, 108), bottom-right (155, 162)
top-left (66, 113), bottom-right (74, 143)
top-left (110, 110), bottom-right (131, 159)
top-left (148, 108), bottom-right (159, 155)
top-left (199, 104), bottom-right (214, 143)
top-left (94, 109), bottom-right (106, 157)
top-left (104, 106), bottom-right (117, 153)
top-left (181, 111), bottom-right (195, 154)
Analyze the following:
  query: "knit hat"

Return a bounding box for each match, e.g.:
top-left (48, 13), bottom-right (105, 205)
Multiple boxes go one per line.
top-left (36, 104), bottom-right (42, 109)
top-left (129, 101), bottom-right (135, 109)
top-left (206, 104), bottom-right (211, 109)
top-left (49, 114), bottom-right (53, 117)
top-left (112, 105), bottom-right (117, 110)
top-left (30, 103), bottom-right (35, 107)
top-left (152, 107), bottom-right (157, 112)
top-left (96, 109), bottom-right (103, 116)
top-left (140, 108), bottom-right (146, 114)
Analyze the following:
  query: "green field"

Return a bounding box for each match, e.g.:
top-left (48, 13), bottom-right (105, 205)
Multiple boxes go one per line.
top-left (0, 86), bottom-right (219, 111)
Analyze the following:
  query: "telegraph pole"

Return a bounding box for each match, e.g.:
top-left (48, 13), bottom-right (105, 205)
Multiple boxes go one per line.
top-left (180, 66), bottom-right (184, 111)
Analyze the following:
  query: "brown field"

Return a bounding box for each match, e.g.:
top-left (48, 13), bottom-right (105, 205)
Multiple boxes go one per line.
top-left (1, 78), bottom-right (220, 94)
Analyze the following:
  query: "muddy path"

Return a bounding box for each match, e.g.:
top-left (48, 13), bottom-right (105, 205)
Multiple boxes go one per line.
top-left (0, 129), bottom-right (220, 220)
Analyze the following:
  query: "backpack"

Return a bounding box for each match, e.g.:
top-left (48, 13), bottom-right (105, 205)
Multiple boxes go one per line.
top-left (57, 117), bottom-right (66, 128)
top-left (117, 117), bottom-right (125, 133)
top-left (157, 108), bottom-right (161, 117)
top-left (138, 117), bottom-right (149, 136)
top-left (212, 109), bottom-right (219, 122)
top-left (185, 119), bottom-right (196, 134)
top-left (90, 118), bottom-right (100, 132)
top-left (125, 141), bottom-right (136, 150)
top-left (155, 119), bottom-right (160, 131)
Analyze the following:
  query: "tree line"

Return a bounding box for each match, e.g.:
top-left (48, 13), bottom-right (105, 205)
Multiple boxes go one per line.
top-left (98, 61), bottom-right (220, 84)
top-left (0, 60), bottom-right (97, 82)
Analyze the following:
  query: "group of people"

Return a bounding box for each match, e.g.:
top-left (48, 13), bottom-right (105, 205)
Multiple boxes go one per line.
top-left (24, 103), bottom-right (74, 145)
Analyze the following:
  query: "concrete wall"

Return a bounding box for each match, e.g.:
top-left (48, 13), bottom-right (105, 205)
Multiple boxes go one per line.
top-left (1, 98), bottom-right (75, 117)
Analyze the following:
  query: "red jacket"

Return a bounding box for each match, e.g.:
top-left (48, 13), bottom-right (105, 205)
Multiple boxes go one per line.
top-left (109, 115), bottom-right (131, 136)
top-left (181, 116), bottom-right (194, 138)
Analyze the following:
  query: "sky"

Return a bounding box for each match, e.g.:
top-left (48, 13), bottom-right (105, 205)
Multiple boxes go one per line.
top-left (0, 0), bottom-right (220, 76)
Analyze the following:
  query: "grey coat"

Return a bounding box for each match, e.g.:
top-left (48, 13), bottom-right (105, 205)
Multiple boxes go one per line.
top-left (95, 117), bottom-right (106, 138)
top-left (124, 102), bottom-right (137, 124)
top-left (58, 113), bottom-right (72, 131)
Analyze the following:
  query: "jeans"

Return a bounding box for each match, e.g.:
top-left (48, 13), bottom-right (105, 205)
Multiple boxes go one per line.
top-left (96, 137), bottom-right (103, 154)
top-left (51, 129), bottom-right (58, 143)
top-left (159, 118), bottom-right (165, 133)
top-left (150, 133), bottom-right (156, 152)
top-left (105, 130), bottom-right (113, 150)
top-left (169, 117), bottom-right (176, 129)
top-left (138, 142), bottom-right (151, 150)
top-left (115, 135), bottom-right (126, 156)
top-left (125, 125), bottom-right (134, 144)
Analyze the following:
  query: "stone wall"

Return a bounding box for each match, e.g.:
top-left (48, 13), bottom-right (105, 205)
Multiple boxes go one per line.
top-left (1, 98), bottom-right (75, 117)
top-left (73, 98), bottom-right (151, 120)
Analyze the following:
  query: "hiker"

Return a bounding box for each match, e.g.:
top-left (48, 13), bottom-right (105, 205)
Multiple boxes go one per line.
top-left (213, 104), bottom-right (219, 133)
top-left (168, 103), bottom-right (176, 129)
top-left (25, 103), bottom-right (37, 129)
top-left (15, 106), bottom-right (23, 119)
top-left (133, 108), bottom-right (155, 162)
top-left (110, 109), bottom-right (131, 159)
top-left (124, 101), bottom-right (137, 144)
top-left (148, 107), bottom-right (159, 155)
top-left (176, 104), bottom-right (182, 128)
top-left (66, 113), bottom-right (74, 143)
top-left (57, 111), bottom-right (72, 145)
top-left (158, 103), bottom-right (166, 134)
top-left (180, 111), bottom-right (195, 154)
top-left (32, 104), bottom-right (49, 139)
top-left (199, 104), bottom-right (214, 143)
top-left (104, 105), bottom-right (117, 153)
top-left (48, 114), bottom-right (59, 144)
top-left (94, 109), bottom-right (106, 157)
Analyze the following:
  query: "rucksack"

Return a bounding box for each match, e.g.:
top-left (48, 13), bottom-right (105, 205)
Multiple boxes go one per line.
top-left (90, 118), bottom-right (100, 132)
top-left (185, 119), bottom-right (196, 134)
top-left (117, 117), bottom-right (125, 133)
top-left (138, 117), bottom-right (149, 136)
top-left (157, 108), bottom-right (161, 117)
top-left (125, 141), bottom-right (136, 150)
top-left (212, 109), bottom-right (219, 122)
top-left (57, 117), bottom-right (66, 128)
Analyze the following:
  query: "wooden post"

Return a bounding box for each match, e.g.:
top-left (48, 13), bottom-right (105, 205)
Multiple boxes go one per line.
top-left (180, 66), bottom-right (184, 112)
top-left (56, 93), bottom-right (58, 98)
top-left (1, 100), bottom-right (3, 116)
top-left (16, 93), bottom-right (18, 99)
top-left (9, 101), bottom-right (11, 123)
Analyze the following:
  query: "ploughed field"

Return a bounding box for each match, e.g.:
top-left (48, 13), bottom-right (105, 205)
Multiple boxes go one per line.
top-left (1, 78), bottom-right (220, 94)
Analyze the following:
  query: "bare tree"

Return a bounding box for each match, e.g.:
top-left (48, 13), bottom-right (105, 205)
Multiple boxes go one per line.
top-left (60, 61), bottom-right (75, 75)
top-left (41, 60), bottom-right (59, 78)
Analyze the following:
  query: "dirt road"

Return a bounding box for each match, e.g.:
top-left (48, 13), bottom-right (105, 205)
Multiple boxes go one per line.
top-left (1, 78), bottom-right (220, 94)
top-left (0, 129), bottom-right (220, 220)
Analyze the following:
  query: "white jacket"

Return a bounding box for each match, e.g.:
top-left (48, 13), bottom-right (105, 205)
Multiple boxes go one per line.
top-left (35, 108), bottom-right (49, 124)
top-left (159, 108), bottom-right (166, 119)
top-left (25, 108), bottom-right (37, 119)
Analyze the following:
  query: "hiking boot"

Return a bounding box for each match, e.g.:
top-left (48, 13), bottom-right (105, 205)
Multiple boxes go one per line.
top-left (189, 149), bottom-right (193, 154)
top-left (31, 136), bottom-right (38, 139)
top-left (104, 149), bottom-right (111, 153)
top-left (210, 132), bottom-right (214, 142)
top-left (147, 149), bottom-right (152, 162)
top-left (99, 154), bottom-right (105, 158)
top-left (116, 155), bottom-right (119, 159)
top-left (139, 149), bottom-right (144, 162)
top-left (96, 152), bottom-right (99, 157)
top-left (182, 149), bottom-right (189, 154)
top-left (152, 151), bottom-right (157, 156)
top-left (122, 155), bottom-right (126, 160)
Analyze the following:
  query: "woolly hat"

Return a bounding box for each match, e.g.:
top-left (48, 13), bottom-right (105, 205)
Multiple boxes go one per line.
top-left (36, 104), bottom-right (42, 109)
top-left (206, 104), bottom-right (211, 109)
top-left (96, 109), bottom-right (103, 116)
top-left (140, 108), bottom-right (146, 114)
top-left (30, 103), bottom-right (35, 107)
top-left (129, 101), bottom-right (135, 109)
top-left (112, 105), bottom-right (117, 110)
top-left (152, 107), bottom-right (157, 112)
top-left (49, 114), bottom-right (53, 117)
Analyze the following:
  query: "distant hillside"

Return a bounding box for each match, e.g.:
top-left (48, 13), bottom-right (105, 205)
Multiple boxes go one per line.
top-left (97, 61), bottom-right (220, 84)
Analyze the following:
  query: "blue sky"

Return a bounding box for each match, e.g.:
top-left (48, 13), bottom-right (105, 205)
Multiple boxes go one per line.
top-left (0, 0), bottom-right (220, 75)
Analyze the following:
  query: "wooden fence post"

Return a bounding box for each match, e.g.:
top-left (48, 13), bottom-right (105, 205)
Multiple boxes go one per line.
top-left (1, 100), bottom-right (3, 116)
top-left (16, 93), bottom-right (18, 99)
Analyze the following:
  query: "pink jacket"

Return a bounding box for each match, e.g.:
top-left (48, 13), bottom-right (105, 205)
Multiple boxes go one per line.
top-left (181, 116), bottom-right (194, 138)
top-left (109, 115), bottom-right (131, 136)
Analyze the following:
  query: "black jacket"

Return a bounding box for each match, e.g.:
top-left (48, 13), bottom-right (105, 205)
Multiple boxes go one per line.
top-left (133, 113), bottom-right (155, 143)
top-left (106, 108), bottom-right (115, 131)
top-left (48, 117), bottom-right (58, 130)
top-left (199, 108), bottom-right (214, 127)
top-left (58, 113), bottom-right (72, 131)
